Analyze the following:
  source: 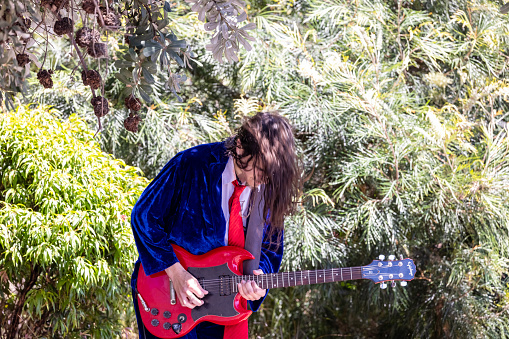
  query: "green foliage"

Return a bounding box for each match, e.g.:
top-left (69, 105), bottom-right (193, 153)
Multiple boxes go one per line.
top-left (6, 0), bottom-right (509, 338)
top-left (0, 0), bottom-right (254, 116)
top-left (26, 68), bottom-right (234, 179)
top-left (0, 105), bottom-right (148, 338)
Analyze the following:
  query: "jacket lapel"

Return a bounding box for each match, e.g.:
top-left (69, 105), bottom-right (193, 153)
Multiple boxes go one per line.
top-left (207, 142), bottom-right (229, 245)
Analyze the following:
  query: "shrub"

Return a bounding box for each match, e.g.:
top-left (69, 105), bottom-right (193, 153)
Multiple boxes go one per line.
top-left (0, 105), bottom-right (148, 338)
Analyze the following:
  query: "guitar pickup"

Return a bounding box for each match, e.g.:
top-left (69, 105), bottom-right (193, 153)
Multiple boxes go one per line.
top-left (219, 275), bottom-right (232, 296)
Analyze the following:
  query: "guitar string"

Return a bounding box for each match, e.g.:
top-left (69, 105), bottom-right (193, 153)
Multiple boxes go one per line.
top-left (191, 268), bottom-right (365, 290)
top-left (192, 267), bottom-right (365, 284)
top-left (193, 265), bottom-right (405, 291)
top-left (197, 269), bottom-right (364, 287)
top-left (162, 265), bottom-right (400, 295)
top-left (180, 264), bottom-right (392, 287)
top-left (197, 267), bottom-right (365, 285)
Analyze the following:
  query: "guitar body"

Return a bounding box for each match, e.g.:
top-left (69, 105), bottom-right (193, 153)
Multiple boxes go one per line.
top-left (136, 244), bottom-right (254, 338)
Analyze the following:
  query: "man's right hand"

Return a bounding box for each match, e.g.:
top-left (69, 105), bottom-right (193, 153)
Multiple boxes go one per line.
top-left (165, 262), bottom-right (208, 309)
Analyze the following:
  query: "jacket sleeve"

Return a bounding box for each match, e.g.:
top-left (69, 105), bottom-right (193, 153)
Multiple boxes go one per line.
top-left (248, 226), bottom-right (284, 312)
top-left (130, 152), bottom-right (187, 276)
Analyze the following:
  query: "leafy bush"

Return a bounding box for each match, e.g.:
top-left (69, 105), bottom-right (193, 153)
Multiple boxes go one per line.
top-left (0, 105), bottom-right (148, 338)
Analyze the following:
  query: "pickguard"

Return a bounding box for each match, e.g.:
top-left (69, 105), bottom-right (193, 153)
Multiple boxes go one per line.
top-left (188, 263), bottom-right (239, 321)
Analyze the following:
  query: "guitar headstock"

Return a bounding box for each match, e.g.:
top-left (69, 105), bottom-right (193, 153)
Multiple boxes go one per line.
top-left (362, 255), bottom-right (416, 288)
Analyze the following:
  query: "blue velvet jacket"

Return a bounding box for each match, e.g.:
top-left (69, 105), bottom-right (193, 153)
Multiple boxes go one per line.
top-left (130, 141), bottom-right (284, 312)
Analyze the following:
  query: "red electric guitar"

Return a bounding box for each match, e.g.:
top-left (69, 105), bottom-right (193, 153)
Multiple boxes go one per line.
top-left (136, 244), bottom-right (416, 338)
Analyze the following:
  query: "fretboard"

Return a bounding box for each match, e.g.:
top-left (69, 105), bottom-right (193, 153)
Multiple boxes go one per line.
top-left (228, 267), bottom-right (363, 290)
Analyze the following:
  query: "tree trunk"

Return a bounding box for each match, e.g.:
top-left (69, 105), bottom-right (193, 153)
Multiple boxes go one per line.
top-left (6, 265), bottom-right (40, 339)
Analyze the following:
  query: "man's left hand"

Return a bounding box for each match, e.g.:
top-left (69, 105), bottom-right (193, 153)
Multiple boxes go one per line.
top-left (237, 269), bottom-right (266, 301)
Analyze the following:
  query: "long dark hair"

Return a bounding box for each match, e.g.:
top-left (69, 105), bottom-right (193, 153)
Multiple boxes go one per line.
top-left (225, 112), bottom-right (301, 244)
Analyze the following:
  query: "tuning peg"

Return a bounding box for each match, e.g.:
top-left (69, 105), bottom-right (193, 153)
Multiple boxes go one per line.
top-left (380, 282), bottom-right (387, 289)
top-left (378, 255), bottom-right (385, 261)
top-left (388, 255), bottom-right (395, 261)
top-left (400, 281), bottom-right (407, 287)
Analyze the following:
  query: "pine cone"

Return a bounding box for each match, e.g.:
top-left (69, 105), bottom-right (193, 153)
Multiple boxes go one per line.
top-left (87, 42), bottom-right (107, 58)
top-left (91, 96), bottom-right (109, 117)
top-left (98, 7), bottom-right (120, 29)
top-left (16, 53), bottom-right (30, 67)
top-left (81, 70), bottom-right (102, 90)
top-left (75, 27), bottom-right (100, 48)
top-left (81, 0), bottom-right (97, 14)
top-left (54, 17), bottom-right (73, 36)
top-left (37, 69), bottom-right (54, 89)
top-left (124, 95), bottom-right (141, 111)
top-left (124, 113), bottom-right (142, 132)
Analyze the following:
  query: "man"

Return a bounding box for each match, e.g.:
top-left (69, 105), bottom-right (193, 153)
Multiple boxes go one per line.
top-left (130, 112), bottom-right (300, 338)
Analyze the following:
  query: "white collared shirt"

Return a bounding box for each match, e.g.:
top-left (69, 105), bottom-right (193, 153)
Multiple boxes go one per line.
top-left (221, 156), bottom-right (252, 245)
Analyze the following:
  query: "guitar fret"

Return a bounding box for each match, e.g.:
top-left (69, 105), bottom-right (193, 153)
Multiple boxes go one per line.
top-left (217, 263), bottom-right (406, 295)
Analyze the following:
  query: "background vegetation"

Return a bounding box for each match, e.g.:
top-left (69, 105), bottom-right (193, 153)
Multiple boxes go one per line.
top-left (2, 0), bottom-right (509, 338)
top-left (0, 106), bottom-right (148, 337)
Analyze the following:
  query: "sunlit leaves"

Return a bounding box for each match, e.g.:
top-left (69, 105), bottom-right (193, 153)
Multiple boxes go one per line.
top-left (0, 105), bottom-right (148, 337)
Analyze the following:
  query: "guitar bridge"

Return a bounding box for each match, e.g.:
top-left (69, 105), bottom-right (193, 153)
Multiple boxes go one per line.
top-left (219, 275), bottom-right (232, 296)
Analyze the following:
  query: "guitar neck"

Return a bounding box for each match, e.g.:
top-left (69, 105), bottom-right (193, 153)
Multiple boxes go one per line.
top-left (235, 267), bottom-right (363, 289)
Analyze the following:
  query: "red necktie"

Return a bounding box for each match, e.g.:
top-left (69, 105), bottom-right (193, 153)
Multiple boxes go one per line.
top-left (228, 180), bottom-right (246, 248)
top-left (225, 180), bottom-right (248, 339)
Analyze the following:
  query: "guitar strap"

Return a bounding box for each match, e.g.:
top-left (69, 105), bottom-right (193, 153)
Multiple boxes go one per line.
top-left (223, 187), bottom-right (265, 339)
top-left (243, 186), bottom-right (265, 279)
